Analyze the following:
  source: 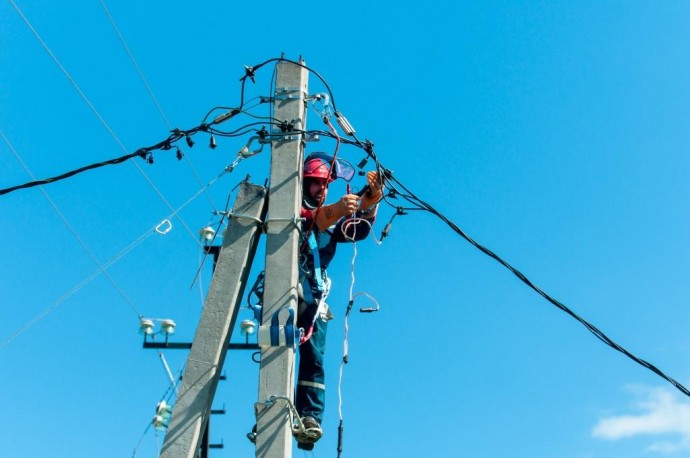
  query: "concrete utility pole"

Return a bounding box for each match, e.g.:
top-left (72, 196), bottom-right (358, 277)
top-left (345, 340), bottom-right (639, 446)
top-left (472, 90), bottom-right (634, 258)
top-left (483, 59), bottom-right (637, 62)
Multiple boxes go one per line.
top-left (255, 60), bottom-right (309, 458)
top-left (160, 181), bottom-right (267, 458)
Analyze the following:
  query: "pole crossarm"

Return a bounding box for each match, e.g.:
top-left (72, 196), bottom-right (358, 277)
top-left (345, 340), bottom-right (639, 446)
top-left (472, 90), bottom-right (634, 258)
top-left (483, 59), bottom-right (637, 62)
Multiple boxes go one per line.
top-left (161, 181), bottom-right (267, 458)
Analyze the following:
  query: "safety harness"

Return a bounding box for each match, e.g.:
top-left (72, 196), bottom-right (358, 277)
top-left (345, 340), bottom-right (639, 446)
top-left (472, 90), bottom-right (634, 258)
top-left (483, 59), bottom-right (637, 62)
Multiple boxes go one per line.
top-left (299, 230), bottom-right (330, 345)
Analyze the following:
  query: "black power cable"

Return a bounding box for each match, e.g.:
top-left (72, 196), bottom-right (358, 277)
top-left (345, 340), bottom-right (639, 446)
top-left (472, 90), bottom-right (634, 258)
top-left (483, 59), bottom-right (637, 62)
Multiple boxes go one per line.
top-left (0, 149), bottom-right (146, 196)
top-left (3, 54), bottom-right (688, 402)
top-left (382, 171), bottom-right (690, 398)
top-left (0, 56), bottom-right (338, 198)
top-left (307, 112), bottom-right (690, 400)
top-left (0, 109), bottom-right (252, 197)
top-left (309, 68), bottom-right (690, 400)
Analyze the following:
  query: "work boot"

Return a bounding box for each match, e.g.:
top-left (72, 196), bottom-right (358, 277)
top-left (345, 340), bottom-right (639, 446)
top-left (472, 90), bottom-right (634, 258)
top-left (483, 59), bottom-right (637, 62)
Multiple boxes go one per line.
top-left (293, 416), bottom-right (322, 447)
top-left (297, 441), bottom-right (315, 451)
top-left (302, 416), bottom-right (322, 440)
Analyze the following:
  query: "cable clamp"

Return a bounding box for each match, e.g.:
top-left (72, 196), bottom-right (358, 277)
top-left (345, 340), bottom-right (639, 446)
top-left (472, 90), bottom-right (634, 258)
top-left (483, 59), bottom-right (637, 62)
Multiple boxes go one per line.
top-left (271, 118), bottom-right (303, 141)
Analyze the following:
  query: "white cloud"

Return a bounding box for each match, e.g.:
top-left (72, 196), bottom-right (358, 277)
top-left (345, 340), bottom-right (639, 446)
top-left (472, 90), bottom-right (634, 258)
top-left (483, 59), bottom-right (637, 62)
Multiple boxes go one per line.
top-left (592, 385), bottom-right (690, 454)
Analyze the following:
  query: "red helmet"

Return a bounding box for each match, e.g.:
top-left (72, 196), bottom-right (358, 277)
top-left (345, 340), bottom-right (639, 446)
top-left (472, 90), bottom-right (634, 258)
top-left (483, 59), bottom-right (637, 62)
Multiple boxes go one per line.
top-left (303, 156), bottom-right (335, 182)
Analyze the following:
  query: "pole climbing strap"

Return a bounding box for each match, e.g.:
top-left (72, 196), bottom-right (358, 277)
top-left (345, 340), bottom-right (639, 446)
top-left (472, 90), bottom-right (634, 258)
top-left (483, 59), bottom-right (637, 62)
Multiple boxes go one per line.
top-left (258, 308), bottom-right (300, 348)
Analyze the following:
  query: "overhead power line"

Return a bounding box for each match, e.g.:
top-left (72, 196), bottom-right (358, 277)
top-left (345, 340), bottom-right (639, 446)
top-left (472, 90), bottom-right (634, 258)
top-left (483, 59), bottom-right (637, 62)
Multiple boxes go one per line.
top-left (0, 148), bottom-right (144, 196)
top-left (377, 168), bottom-right (690, 398)
top-left (0, 154), bottom-right (235, 350)
top-left (0, 112), bottom-right (251, 197)
top-left (0, 129), bottom-right (144, 316)
top-left (3, 43), bottom-right (687, 402)
top-left (98, 0), bottom-right (217, 210)
top-left (8, 0), bottom-right (199, 243)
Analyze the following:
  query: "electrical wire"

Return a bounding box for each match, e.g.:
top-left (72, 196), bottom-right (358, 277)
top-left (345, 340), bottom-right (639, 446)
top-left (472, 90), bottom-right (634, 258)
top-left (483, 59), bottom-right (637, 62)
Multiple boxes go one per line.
top-left (242, 56), bottom-right (341, 113)
top-left (188, 170), bottom-right (247, 290)
top-left (0, 55), bottom-right (343, 199)
top-left (0, 148), bottom-right (145, 196)
top-left (336, 213), bottom-right (381, 458)
top-left (0, 161), bottom-right (232, 350)
top-left (209, 121), bottom-right (273, 137)
top-left (131, 363), bottom-right (185, 457)
top-left (8, 0), bottom-right (200, 244)
top-left (0, 116), bottom-right (267, 198)
top-left (131, 422), bottom-right (152, 458)
top-left (0, 129), bottom-right (144, 314)
top-left (99, 0), bottom-right (217, 211)
top-left (312, 129), bottom-right (690, 400)
top-left (380, 170), bottom-right (690, 398)
top-left (301, 80), bottom-right (690, 400)
top-left (0, 207), bottom-right (161, 350)
top-left (98, 0), bottom-right (170, 127)
top-left (0, 53), bottom-right (358, 199)
top-left (6, 40), bottom-right (687, 406)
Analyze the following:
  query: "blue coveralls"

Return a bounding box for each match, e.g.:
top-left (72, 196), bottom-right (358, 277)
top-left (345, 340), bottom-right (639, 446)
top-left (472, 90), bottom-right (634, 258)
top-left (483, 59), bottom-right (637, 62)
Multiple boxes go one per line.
top-left (295, 212), bottom-right (372, 424)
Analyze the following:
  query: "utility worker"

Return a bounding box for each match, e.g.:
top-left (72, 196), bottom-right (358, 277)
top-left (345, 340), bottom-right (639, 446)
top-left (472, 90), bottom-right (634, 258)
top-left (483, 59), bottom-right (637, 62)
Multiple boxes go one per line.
top-left (294, 152), bottom-right (382, 450)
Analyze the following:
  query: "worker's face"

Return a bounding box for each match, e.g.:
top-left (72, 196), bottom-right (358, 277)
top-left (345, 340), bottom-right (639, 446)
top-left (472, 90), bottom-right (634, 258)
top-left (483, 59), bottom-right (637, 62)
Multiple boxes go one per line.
top-left (308, 178), bottom-right (328, 203)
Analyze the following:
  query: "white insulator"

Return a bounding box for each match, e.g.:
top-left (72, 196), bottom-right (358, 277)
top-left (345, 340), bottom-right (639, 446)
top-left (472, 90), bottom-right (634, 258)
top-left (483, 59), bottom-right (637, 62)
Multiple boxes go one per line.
top-left (199, 226), bottom-right (216, 241)
top-left (139, 318), bottom-right (155, 335)
top-left (160, 319), bottom-right (176, 335)
top-left (240, 319), bottom-right (257, 336)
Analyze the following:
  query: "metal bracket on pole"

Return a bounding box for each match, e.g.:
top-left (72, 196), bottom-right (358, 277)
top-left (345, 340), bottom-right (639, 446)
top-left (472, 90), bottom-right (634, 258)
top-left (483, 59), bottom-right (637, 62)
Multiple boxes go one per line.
top-left (273, 87), bottom-right (307, 101)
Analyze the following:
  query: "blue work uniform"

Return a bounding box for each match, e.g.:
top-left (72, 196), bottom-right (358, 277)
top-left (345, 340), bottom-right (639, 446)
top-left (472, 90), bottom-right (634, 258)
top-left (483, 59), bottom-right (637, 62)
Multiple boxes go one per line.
top-left (295, 211), bottom-right (372, 424)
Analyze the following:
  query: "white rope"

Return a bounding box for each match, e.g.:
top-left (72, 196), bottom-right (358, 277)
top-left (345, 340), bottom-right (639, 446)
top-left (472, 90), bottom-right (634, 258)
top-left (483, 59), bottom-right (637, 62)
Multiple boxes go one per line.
top-left (340, 215), bottom-right (382, 245)
top-left (338, 214), bottom-right (359, 421)
top-left (337, 214), bottom-right (382, 421)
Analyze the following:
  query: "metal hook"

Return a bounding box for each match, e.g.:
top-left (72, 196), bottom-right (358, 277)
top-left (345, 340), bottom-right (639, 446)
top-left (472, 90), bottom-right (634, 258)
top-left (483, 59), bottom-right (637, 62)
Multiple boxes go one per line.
top-left (239, 136), bottom-right (265, 158)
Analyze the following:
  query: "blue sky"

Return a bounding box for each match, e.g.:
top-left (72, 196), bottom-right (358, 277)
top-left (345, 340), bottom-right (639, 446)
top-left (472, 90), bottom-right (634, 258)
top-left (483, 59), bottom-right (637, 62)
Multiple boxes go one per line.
top-left (2, 1), bottom-right (690, 457)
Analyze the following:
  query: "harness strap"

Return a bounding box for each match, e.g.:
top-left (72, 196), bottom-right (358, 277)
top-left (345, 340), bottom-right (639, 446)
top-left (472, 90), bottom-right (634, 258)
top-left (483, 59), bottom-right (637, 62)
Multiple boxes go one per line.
top-left (299, 277), bottom-right (331, 346)
top-left (307, 231), bottom-right (325, 292)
